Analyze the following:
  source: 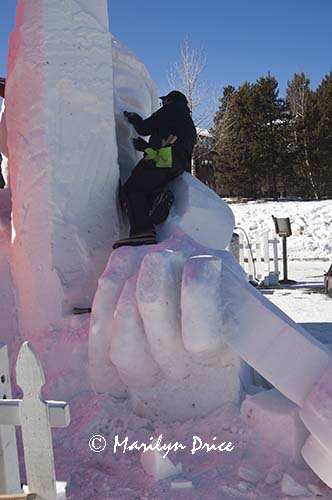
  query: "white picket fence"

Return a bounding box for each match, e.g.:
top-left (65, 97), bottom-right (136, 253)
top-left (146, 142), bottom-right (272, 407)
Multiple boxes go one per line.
top-left (0, 342), bottom-right (70, 500)
top-left (238, 231), bottom-right (280, 286)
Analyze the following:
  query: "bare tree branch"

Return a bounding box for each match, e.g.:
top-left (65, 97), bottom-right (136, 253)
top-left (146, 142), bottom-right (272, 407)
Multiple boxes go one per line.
top-left (166, 38), bottom-right (216, 127)
top-left (165, 38), bottom-right (219, 176)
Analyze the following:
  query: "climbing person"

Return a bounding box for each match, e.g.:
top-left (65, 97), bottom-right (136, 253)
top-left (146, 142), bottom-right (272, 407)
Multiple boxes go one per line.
top-left (113, 90), bottom-right (197, 249)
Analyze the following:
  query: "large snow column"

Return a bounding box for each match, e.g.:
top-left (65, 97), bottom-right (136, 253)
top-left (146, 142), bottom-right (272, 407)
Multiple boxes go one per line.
top-left (5, 0), bottom-right (120, 338)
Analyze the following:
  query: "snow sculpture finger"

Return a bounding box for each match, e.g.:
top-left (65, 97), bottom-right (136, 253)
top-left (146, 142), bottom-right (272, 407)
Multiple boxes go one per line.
top-left (110, 274), bottom-right (159, 386)
top-left (89, 246), bottom-right (149, 394)
top-left (181, 256), bottom-right (224, 355)
top-left (136, 250), bottom-right (188, 370)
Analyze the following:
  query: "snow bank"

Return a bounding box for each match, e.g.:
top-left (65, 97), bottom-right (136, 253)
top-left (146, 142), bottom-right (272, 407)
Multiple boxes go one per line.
top-left (232, 200), bottom-right (332, 259)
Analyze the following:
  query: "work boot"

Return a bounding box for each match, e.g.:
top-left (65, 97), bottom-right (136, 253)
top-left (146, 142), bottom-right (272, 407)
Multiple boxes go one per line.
top-left (113, 230), bottom-right (157, 250)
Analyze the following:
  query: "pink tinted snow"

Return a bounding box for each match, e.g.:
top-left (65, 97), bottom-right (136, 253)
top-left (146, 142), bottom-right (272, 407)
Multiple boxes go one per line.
top-left (49, 391), bottom-right (329, 500)
top-left (8, 327), bottom-right (326, 500)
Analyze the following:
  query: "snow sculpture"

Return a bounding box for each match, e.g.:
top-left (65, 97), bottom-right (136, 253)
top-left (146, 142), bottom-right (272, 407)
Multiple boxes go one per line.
top-left (1, 0), bottom-right (332, 488)
top-left (4, 0), bottom-right (120, 339)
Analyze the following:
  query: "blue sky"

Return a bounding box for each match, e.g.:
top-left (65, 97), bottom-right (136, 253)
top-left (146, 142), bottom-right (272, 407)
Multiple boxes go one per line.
top-left (0, 0), bottom-right (331, 98)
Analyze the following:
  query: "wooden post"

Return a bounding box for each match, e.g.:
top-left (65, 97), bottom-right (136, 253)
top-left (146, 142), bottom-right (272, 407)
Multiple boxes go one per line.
top-left (0, 344), bottom-right (21, 494)
top-left (239, 234), bottom-right (244, 270)
top-left (0, 342), bottom-right (71, 500)
top-left (282, 236), bottom-right (288, 281)
top-left (272, 237), bottom-right (279, 280)
top-left (16, 343), bottom-right (57, 500)
top-left (256, 241), bottom-right (262, 281)
top-left (246, 237), bottom-right (254, 281)
top-left (263, 231), bottom-right (270, 276)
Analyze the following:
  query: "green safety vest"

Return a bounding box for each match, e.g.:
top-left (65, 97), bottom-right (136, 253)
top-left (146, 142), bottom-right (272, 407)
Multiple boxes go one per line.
top-left (145, 146), bottom-right (173, 168)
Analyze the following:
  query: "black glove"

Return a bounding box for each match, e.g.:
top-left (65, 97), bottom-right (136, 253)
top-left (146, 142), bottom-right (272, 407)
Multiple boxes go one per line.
top-left (123, 111), bottom-right (140, 124)
top-left (133, 137), bottom-right (148, 152)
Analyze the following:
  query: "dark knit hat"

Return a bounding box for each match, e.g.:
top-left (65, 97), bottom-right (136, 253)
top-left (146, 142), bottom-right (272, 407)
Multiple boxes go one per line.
top-left (160, 90), bottom-right (188, 105)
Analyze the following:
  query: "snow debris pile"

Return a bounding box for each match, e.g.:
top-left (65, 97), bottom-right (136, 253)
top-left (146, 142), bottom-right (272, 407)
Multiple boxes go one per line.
top-left (53, 394), bottom-right (332, 500)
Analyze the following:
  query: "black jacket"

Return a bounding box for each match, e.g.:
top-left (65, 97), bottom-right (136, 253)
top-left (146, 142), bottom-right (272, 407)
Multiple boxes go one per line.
top-left (130, 101), bottom-right (197, 173)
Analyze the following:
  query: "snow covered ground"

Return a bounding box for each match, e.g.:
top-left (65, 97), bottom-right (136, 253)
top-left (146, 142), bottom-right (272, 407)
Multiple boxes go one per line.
top-left (231, 199), bottom-right (332, 345)
top-left (231, 199), bottom-right (332, 260)
top-left (267, 260), bottom-right (332, 346)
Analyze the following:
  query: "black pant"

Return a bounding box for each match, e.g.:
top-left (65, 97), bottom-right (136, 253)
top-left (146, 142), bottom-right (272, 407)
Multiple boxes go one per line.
top-left (122, 159), bottom-right (182, 235)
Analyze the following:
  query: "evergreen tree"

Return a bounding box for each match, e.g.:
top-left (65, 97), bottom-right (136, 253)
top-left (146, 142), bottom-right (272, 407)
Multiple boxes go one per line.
top-left (213, 83), bottom-right (261, 197)
top-left (251, 74), bottom-right (290, 199)
top-left (212, 71), bottom-right (332, 199)
top-left (315, 71), bottom-right (332, 197)
top-left (286, 73), bottom-right (320, 199)
top-left (213, 75), bottom-right (290, 198)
